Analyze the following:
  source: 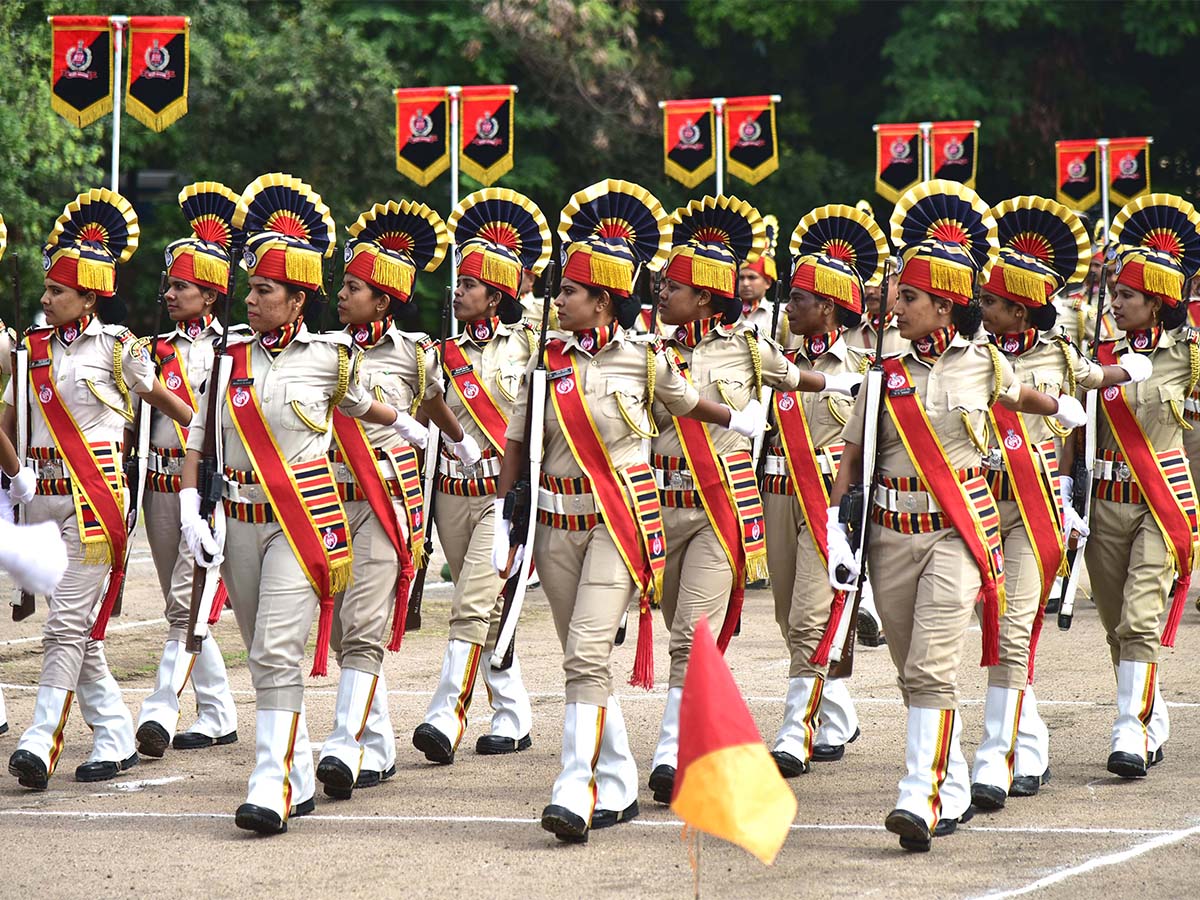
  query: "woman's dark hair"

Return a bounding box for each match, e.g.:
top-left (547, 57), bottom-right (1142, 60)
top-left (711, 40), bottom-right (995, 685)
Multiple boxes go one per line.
top-left (1161, 300), bottom-right (1187, 330)
top-left (836, 306), bottom-right (863, 329)
top-left (95, 293), bottom-right (127, 325)
top-left (278, 280), bottom-right (323, 330)
top-left (720, 296), bottom-right (741, 325)
top-left (492, 287), bottom-right (522, 325)
top-left (953, 302), bottom-right (983, 338)
top-left (1029, 301), bottom-right (1058, 332)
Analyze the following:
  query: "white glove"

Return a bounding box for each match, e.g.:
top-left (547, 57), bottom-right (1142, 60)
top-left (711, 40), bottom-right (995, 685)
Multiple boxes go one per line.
top-left (179, 487), bottom-right (224, 568)
top-left (826, 506), bottom-right (860, 591)
top-left (390, 410), bottom-right (429, 450)
top-left (8, 466), bottom-right (36, 505)
top-left (1052, 395), bottom-right (1086, 429)
top-left (822, 372), bottom-right (864, 397)
top-left (0, 519), bottom-right (68, 595)
top-left (1059, 475), bottom-right (1090, 541)
top-left (1116, 352), bottom-right (1152, 385)
top-left (490, 497), bottom-right (523, 577)
top-left (447, 433), bottom-right (482, 468)
top-left (725, 398), bottom-right (766, 437)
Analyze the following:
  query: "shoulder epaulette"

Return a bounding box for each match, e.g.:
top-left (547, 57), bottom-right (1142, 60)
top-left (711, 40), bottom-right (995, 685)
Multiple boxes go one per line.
top-left (103, 323), bottom-right (133, 341)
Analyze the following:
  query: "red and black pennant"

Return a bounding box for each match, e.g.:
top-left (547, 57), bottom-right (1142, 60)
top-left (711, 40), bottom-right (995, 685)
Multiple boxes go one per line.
top-left (395, 87), bottom-right (450, 186)
top-left (1055, 139), bottom-right (1101, 211)
top-left (460, 85), bottom-right (514, 186)
top-left (50, 15), bottom-right (113, 128)
top-left (930, 120), bottom-right (978, 188)
top-left (1108, 137), bottom-right (1151, 206)
top-left (664, 100), bottom-right (716, 189)
top-left (724, 95), bottom-right (778, 185)
top-left (126, 16), bottom-right (190, 132)
top-left (874, 123), bottom-right (921, 203)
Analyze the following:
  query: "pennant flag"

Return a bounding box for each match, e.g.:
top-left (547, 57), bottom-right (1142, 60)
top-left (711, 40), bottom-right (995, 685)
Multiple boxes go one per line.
top-left (1109, 137), bottom-right (1152, 206)
top-left (1055, 139), bottom-right (1101, 211)
top-left (664, 100), bottom-right (716, 189)
top-left (671, 615), bottom-right (796, 865)
top-left (395, 87), bottom-right (450, 186)
top-left (460, 85), bottom-right (514, 186)
top-left (725, 95), bottom-right (779, 185)
top-left (930, 120), bottom-right (979, 188)
top-left (50, 15), bottom-right (114, 128)
top-left (874, 123), bottom-right (922, 203)
top-left (125, 16), bottom-right (190, 132)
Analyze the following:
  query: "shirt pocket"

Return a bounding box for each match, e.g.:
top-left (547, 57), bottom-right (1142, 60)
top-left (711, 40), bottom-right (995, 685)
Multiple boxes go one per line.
top-left (1148, 383), bottom-right (1185, 427)
top-left (74, 362), bottom-right (127, 414)
top-left (945, 386), bottom-right (991, 451)
top-left (712, 376), bottom-right (751, 411)
top-left (598, 375), bottom-right (652, 435)
top-left (282, 382), bottom-right (332, 433)
top-left (364, 370), bottom-right (413, 414)
top-left (1030, 367), bottom-right (1064, 396)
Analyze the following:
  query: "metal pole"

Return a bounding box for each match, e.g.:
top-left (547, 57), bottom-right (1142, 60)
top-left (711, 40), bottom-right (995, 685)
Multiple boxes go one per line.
top-left (110, 16), bottom-right (128, 192)
top-left (448, 85), bottom-right (461, 336)
top-left (1098, 137), bottom-right (1110, 237)
top-left (713, 97), bottom-right (726, 195)
top-left (919, 121), bottom-right (933, 182)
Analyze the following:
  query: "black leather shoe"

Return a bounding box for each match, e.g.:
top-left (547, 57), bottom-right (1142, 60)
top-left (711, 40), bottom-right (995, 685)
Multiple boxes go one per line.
top-left (648, 764), bottom-right (676, 803)
top-left (591, 800), bottom-right (639, 829)
top-left (136, 721), bottom-right (171, 759)
top-left (412, 723), bottom-right (455, 764)
top-left (317, 756), bottom-right (355, 800)
top-left (75, 752), bottom-right (138, 783)
top-left (971, 782), bottom-right (1007, 810)
top-left (1009, 768), bottom-right (1050, 797)
top-left (235, 803), bottom-right (286, 835)
top-left (1043, 594), bottom-right (1061, 615)
top-left (354, 764), bottom-right (396, 789)
top-left (857, 611), bottom-right (886, 647)
top-left (292, 796), bottom-right (316, 818)
top-left (885, 808), bottom-right (931, 852)
top-left (1148, 746), bottom-right (1164, 767)
top-left (812, 727), bottom-right (860, 762)
top-left (934, 805), bottom-right (974, 837)
top-left (172, 730), bottom-right (237, 751)
top-left (770, 750), bottom-right (809, 778)
top-left (0, 722), bottom-right (8, 736)
top-left (1107, 751), bottom-right (1147, 778)
top-left (8, 749), bottom-right (49, 791)
top-left (541, 804), bottom-right (588, 843)
top-left (475, 733), bottom-right (532, 755)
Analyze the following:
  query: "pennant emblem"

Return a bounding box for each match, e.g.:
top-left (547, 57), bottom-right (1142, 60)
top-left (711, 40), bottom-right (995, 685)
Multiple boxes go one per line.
top-left (50, 16), bottom-right (114, 127)
top-left (126, 16), bottom-right (191, 132)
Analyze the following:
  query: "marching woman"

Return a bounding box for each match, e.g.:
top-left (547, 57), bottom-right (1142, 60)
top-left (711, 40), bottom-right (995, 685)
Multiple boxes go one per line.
top-left (135, 183), bottom-right (241, 760)
top-left (412, 189), bottom-right (549, 765)
top-left (318, 198), bottom-right (475, 799)
top-left (180, 173), bottom-right (429, 834)
top-left (826, 180), bottom-right (1085, 852)
top-left (495, 179), bottom-right (764, 844)
top-left (647, 195), bottom-right (847, 801)
top-left (760, 204), bottom-right (884, 779)
top-left (1083, 194), bottom-right (1200, 779)
top-left (6, 189), bottom-right (194, 790)
top-left (972, 196), bottom-right (1148, 808)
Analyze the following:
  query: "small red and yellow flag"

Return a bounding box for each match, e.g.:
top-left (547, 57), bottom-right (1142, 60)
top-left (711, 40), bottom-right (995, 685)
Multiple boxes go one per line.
top-left (670, 616), bottom-right (797, 865)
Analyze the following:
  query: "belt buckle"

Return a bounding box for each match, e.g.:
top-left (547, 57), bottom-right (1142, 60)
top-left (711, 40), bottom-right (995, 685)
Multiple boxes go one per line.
top-left (983, 449), bottom-right (1003, 470)
top-left (165, 457), bottom-right (184, 476)
top-left (902, 492), bottom-right (921, 513)
top-left (564, 494), bottom-right (591, 516)
top-left (335, 462), bottom-right (353, 483)
top-left (43, 460), bottom-right (65, 480)
top-left (461, 459), bottom-right (481, 479)
top-left (669, 470), bottom-right (689, 490)
top-left (1116, 461), bottom-right (1131, 481)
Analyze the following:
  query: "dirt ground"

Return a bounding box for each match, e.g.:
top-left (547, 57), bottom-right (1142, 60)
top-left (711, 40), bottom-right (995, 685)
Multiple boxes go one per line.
top-left (3, 533), bottom-right (1200, 899)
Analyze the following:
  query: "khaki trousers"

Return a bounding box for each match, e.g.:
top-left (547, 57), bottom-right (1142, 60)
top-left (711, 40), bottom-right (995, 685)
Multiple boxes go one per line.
top-left (533, 522), bottom-right (632, 706)
top-left (435, 491), bottom-right (507, 648)
top-left (869, 525), bottom-right (980, 709)
top-left (27, 495), bottom-right (115, 690)
top-left (658, 504), bottom-right (734, 688)
top-left (764, 493), bottom-right (831, 680)
top-left (331, 499), bottom-right (399, 675)
top-left (983, 499), bottom-right (1043, 690)
top-left (144, 489), bottom-right (191, 641)
top-left (1084, 497), bottom-right (1172, 665)
top-left (221, 517), bottom-right (318, 712)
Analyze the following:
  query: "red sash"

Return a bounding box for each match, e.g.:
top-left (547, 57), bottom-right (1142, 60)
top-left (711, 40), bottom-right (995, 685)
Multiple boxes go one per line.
top-left (155, 337), bottom-right (198, 445)
top-left (882, 357), bottom-right (1005, 665)
top-left (332, 410), bottom-right (415, 652)
top-left (27, 330), bottom-right (127, 639)
top-left (668, 347), bottom-right (767, 652)
top-left (545, 340), bottom-right (664, 687)
top-left (774, 386), bottom-right (849, 667)
top-left (226, 342), bottom-right (352, 675)
top-left (442, 338), bottom-right (509, 454)
top-left (1096, 342), bottom-right (1198, 646)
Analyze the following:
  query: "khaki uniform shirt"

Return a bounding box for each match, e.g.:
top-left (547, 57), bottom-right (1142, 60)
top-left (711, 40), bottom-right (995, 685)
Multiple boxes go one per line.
top-left (506, 327), bottom-right (700, 477)
top-left (845, 318), bottom-right (908, 358)
top-left (766, 334), bottom-right (869, 454)
top-left (653, 322), bottom-right (802, 458)
top-left (1096, 331), bottom-right (1193, 456)
top-left (741, 300), bottom-right (799, 348)
top-left (5, 318), bottom-right (155, 448)
top-left (843, 332), bottom-right (1021, 475)
top-left (445, 320), bottom-right (534, 450)
top-left (186, 325), bottom-right (372, 469)
top-left (520, 292), bottom-right (559, 331)
top-left (149, 320), bottom-right (233, 452)
top-left (353, 325), bottom-right (441, 452)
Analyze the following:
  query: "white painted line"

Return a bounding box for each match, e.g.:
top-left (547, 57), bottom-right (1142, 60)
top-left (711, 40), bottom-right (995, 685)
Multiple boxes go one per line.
top-left (0, 618), bottom-right (168, 647)
top-left (967, 823), bottom-right (1200, 899)
top-left (108, 776), bottom-right (185, 793)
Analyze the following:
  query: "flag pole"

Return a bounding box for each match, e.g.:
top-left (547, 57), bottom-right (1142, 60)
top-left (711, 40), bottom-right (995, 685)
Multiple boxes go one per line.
top-left (448, 85), bottom-right (461, 336)
top-left (713, 97), bottom-right (726, 195)
top-left (110, 15), bottom-right (128, 191)
top-left (919, 120), bottom-right (933, 182)
top-left (1098, 137), bottom-right (1110, 236)
top-left (695, 830), bottom-right (703, 900)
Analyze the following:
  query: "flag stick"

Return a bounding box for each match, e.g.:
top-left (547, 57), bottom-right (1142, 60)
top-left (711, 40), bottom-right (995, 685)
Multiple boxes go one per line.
top-left (448, 85), bottom-right (461, 336)
top-left (695, 830), bottom-right (702, 900)
top-left (919, 121), bottom-right (933, 182)
top-left (713, 97), bottom-right (726, 196)
top-left (110, 16), bottom-right (128, 191)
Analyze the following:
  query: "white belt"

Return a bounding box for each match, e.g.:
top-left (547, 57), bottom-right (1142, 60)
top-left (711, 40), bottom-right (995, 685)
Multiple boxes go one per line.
top-left (762, 455), bottom-right (835, 477)
top-left (221, 478), bottom-right (268, 505)
top-left (1186, 397), bottom-right (1200, 414)
top-left (655, 467), bottom-right (695, 491)
top-left (1092, 458), bottom-right (1132, 482)
top-left (148, 453), bottom-right (185, 475)
top-left (439, 455), bottom-right (502, 479)
top-left (25, 456), bottom-right (69, 481)
top-left (537, 487), bottom-right (599, 516)
top-left (873, 484), bottom-right (942, 514)
top-left (331, 458), bottom-right (397, 484)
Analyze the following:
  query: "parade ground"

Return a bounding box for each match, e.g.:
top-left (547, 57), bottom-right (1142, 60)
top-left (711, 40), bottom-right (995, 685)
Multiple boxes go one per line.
top-left (3, 534), bottom-right (1200, 899)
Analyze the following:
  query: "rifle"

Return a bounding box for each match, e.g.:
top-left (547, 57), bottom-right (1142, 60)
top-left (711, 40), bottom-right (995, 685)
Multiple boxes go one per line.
top-left (830, 257), bottom-right (895, 678)
top-left (405, 285), bottom-right (454, 632)
top-left (9, 253), bottom-right (35, 621)
top-left (1058, 257), bottom-right (1110, 629)
top-left (491, 260), bottom-right (557, 669)
top-left (184, 249), bottom-right (239, 654)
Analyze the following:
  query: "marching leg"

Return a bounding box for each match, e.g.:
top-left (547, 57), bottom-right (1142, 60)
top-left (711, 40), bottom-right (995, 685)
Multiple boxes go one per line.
top-left (413, 639), bottom-right (481, 764)
top-left (592, 695), bottom-right (639, 828)
top-left (1146, 668), bottom-right (1169, 767)
top-left (814, 677), bottom-right (861, 762)
top-left (175, 635), bottom-right (238, 749)
top-left (477, 653), bottom-right (533, 755)
top-left (1108, 659), bottom-right (1154, 778)
top-left (771, 676), bottom-right (822, 777)
top-left (541, 702), bottom-right (604, 844)
top-left (970, 686), bottom-right (1024, 810)
top-left (357, 671), bottom-right (397, 788)
top-left (74, 674), bottom-right (138, 782)
top-left (317, 668), bottom-right (378, 799)
top-left (8, 686), bottom-right (73, 790)
top-left (236, 708), bottom-right (308, 835)
top-left (937, 710), bottom-right (972, 833)
top-left (1011, 684), bottom-right (1050, 796)
top-left (649, 686), bottom-right (683, 802)
top-left (136, 640), bottom-right (195, 757)
top-left (886, 706), bottom-right (956, 853)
